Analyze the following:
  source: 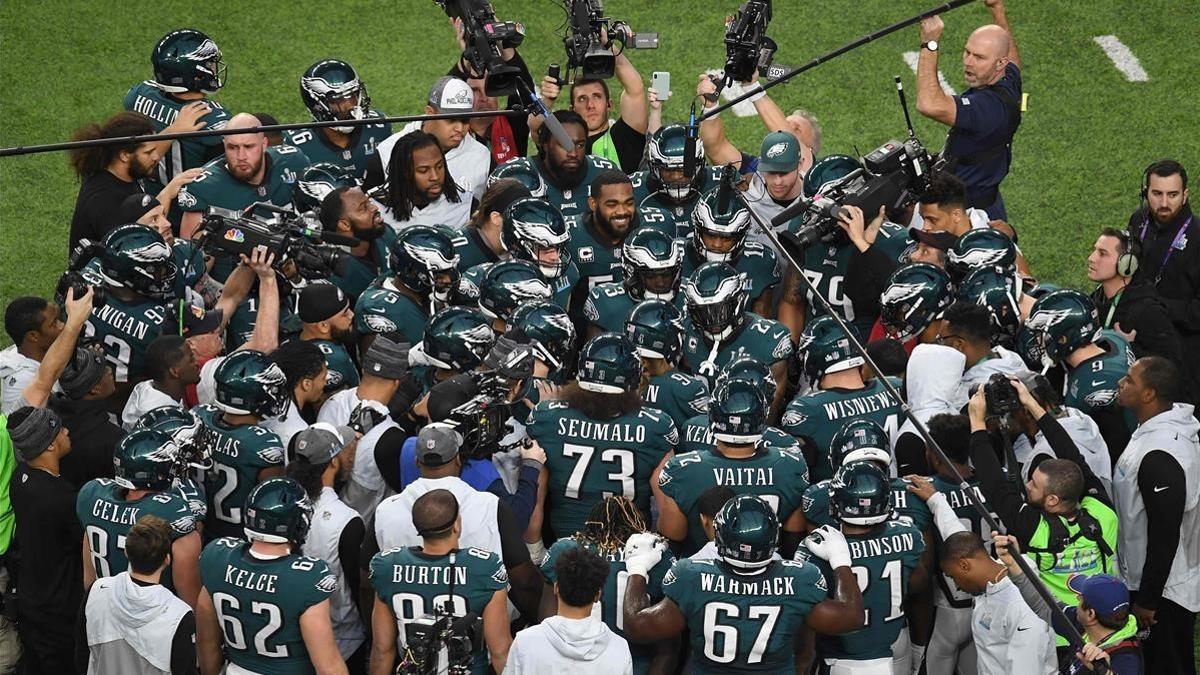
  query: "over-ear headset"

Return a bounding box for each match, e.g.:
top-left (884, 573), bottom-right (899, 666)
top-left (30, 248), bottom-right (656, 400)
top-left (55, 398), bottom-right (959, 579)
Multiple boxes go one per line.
top-left (1114, 228), bottom-right (1141, 278)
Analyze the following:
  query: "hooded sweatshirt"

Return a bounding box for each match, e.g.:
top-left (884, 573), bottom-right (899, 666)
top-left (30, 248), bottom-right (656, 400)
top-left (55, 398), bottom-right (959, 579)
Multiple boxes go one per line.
top-left (1013, 406), bottom-right (1112, 496)
top-left (960, 345), bottom-right (1031, 395)
top-left (505, 614), bottom-right (633, 675)
top-left (1113, 403), bottom-right (1200, 611)
top-left (894, 344), bottom-right (966, 475)
top-left (83, 571), bottom-right (193, 675)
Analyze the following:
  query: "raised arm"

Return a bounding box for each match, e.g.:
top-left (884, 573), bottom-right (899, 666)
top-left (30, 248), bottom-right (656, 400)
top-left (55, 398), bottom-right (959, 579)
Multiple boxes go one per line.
top-left (697, 75), bottom-right (743, 168)
top-left (613, 44), bottom-right (649, 134)
top-left (914, 16), bottom-right (956, 126)
top-left (984, 0), bottom-right (1020, 68)
top-left (22, 287), bottom-right (92, 408)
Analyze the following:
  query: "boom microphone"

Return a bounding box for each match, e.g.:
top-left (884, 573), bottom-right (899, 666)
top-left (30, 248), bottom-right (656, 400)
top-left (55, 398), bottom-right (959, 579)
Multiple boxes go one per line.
top-left (683, 100), bottom-right (699, 180)
top-left (523, 80), bottom-right (576, 154)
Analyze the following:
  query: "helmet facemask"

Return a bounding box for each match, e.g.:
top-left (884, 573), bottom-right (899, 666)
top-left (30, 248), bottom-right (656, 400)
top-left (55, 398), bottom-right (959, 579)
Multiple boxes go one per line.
top-left (685, 272), bottom-right (748, 341)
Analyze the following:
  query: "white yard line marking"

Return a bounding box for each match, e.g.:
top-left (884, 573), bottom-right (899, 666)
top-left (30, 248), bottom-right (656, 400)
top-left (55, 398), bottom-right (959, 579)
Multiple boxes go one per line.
top-left (902, 52), bottom-right (956, 95)
top-left (1093, 35), bottom-right (1149, 82)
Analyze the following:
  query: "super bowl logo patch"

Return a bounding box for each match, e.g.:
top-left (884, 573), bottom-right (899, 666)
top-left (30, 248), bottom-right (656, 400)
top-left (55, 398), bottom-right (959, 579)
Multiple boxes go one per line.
top-left (224, 228), bottom-right (246, 243)
top-left (282, 168), bottom-right (297, 184)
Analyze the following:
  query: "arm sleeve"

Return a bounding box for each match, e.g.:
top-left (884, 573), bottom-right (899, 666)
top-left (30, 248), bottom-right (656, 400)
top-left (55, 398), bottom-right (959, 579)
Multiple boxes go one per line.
top-left (1037, 413), bottom-right (1109, 504)
top-left (486, 461), bottom-right (541, 533)
top-left (1092, 408), bottom-right (1133, 468)
top-left (894, 432), bottom-right (930, 477)
top-left (1004, 605), bottom-right (1056, 673)
top-left (926, 493), bottom-right (968, 539)
top-left (171, 610), bottom-right (200, 675)
top-left (338, 517), bottom-right (366, 615)
top-left (967, 430), bottom-right (1042, 542)
top-left (1009, 567), bottom-right (1055, 626)
top-left (844, 245), bottom-right (899, 321)
top-left (608, 118), bottom-right (647, 174)
top-left (496, 499), bottom-right (531, 568)
top-left (1135, 450), bottom-right (1187, 609)
top-left (1129, 301), bottom-right (1185, 366)
top-left (360, 512), bottom-right (381, 564)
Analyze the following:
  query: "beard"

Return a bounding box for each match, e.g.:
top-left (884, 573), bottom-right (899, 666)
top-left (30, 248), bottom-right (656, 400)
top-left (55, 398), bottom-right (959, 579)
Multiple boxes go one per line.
top-left (130, 156), bottom-right (158, 180)
top-left (229, 158), bottom-right (264, 182)
top-left (549, 157), bottom-right (586, 186)
top-left (353, 221), bottom-right (385, 241)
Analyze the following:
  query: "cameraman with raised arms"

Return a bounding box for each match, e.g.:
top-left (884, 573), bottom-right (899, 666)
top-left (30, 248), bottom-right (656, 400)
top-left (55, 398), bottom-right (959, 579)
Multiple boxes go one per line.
top-left (915, 0), bottom-right (1022, 220)
top-left (964, 376), bottom-right (1120, 653)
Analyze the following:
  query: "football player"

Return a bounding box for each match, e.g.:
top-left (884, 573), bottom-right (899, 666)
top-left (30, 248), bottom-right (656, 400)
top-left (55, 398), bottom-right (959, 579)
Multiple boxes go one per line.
top-left (526, 333), bottom-right (678, 540)
top-left (782, 315), bottom-right (903, 481)
top-left (875, 263), bottom-right (954, 351)
top-left (77, 429), bottom-right (201, 606)
top-left (676, 355), bottom-right (803, 460)
top-left (630, 125), bottom-right (722, 236)
top-left (800, 420), bottom-right (934, 535)
top-left (522, 111), bottom-right (621, 227)
top-left (680, 188), bottom-right (780, 316)
top-left (490, 197), bottom-right (581, 310)
top-left (1024, 289), bottom-right (1135, 457)
top-left (286, 59), bottom-right (391, 180)
top-left (954, 265), bottom-right (1023, 350)
top-left (131, 405), bottom-right (211, 524)
top-left (584, 226), bottom-right (684, 338)
top-left (476, 260), bottom-right (552, 333)
top-left (368, 489), bottom-right (511, 674)
top-left (657, 379), bottom-right (810, 557)
top-left (511, 300), bottom-right (578, 386)
top-left (453, 178), bottom-right (533, 271)
top-left (795, 462), bottom-right (931, 673)
top-left (944, 227), bottom-right (1018, 286)
top-left (624, 299), bottom-right (709, 430)
top-left (177, 113), bottom-right (311, 255)
top-left (410, 307), bottom-right (497, 394)
top-left (196, 478), bottom-right (345, 675)
top-left (680, 262), bottom-right (793, 416)
top-left (194, 350), bottom-right (288, 539)
top-left (622, 495), bottom-right (865, 673)
top-left (937, 301), bottom-right (1031, 391)
top-left (537, 496), bottom-right (678, 674)
top-left (353, 224), bottom-right (460, 347)
top-left (124, 28), bottom-right (231, 194)
top-left (569, 171), bottom-right (675, 289)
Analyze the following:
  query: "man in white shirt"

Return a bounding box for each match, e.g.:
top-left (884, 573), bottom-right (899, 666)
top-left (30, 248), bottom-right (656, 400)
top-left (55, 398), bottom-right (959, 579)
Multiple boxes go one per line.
top-left (2, 297), bottom-right (63, 415)
top-left (263, 340), bottom-right (328, 452)
top-left (367, 76), bottom-right (489, 202)
top-left (120, 335), bottom-right (200, 429)
top-left (938, 530), bottom-right (1056, 675)
top-left (506, 545), bottom-right (633, 674)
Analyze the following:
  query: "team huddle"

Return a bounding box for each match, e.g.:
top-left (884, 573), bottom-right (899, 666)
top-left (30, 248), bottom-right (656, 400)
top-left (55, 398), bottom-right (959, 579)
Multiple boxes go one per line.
top-left (2, 1), bottom-right (1198, 673)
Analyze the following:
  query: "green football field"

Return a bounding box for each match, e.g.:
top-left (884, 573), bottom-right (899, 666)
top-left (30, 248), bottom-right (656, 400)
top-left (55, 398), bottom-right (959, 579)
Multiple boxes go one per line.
top-left (1, 0), bottom-right (1198, 326)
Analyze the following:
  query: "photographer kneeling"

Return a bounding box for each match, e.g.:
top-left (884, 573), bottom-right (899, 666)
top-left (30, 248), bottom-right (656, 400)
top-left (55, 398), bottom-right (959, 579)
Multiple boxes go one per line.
top-left (966, 377), bottom-right (1119, 654)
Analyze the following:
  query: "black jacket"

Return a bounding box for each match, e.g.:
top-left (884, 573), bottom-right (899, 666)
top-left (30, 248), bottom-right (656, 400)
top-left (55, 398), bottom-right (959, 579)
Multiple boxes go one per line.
top-left (49, 395), bottom-right (124, 490)
top-left (1089, 279), bottom-right (1183, 365)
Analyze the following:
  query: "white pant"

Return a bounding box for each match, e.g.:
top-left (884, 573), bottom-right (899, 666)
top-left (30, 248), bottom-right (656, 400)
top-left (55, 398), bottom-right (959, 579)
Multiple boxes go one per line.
top-left (822, 656), bottom-right (893, 674)
top-left (925, 605), bottom-right (977, 675)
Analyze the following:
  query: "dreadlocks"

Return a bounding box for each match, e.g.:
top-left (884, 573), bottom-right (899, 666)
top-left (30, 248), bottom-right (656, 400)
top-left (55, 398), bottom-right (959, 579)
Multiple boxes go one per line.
top-left (575, 495), bottom-right (647, 554)
top-left (384, 130), bottom-right (461, 221)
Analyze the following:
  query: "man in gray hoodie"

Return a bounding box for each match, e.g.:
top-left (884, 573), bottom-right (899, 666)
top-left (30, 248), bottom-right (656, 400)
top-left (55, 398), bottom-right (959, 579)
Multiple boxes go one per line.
top-left (76, 515), bottom-right (197, 674)
top-left (505, 545), bottom-right (633, 674)
top-left (1114, 356), bottom-right (1200, 674)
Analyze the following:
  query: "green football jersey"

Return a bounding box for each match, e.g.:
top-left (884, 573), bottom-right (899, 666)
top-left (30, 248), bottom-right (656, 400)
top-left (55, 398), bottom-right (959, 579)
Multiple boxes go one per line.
top-left (369, 546), bottom-right (508, 675)
top-left (801, 477), bottom-right (934, 534)
top-left (1066, 334), bottom-right (1135, 427)
top-left (875, 221), bottom-right (913, 263)
top-left (174, 475), bottom-right (209, 522)
top-left (630, 167), bottom-right (723, 237)
top-left (330, 227), bottom-right (396, 303)
top-left (283, 110), bottom-right (392, 181)
top-left (681, 240), bottom-right (780, 306)
top-left (308, 339), bottom-right (359, 395)
top-left (679, 415), bottom-right (801, 460)
top-left (681, 314), bottom-right (793, 388)
top-left (353, 279), bottom-right (430, 344)
top-left (643, 371), bottom-right (709, 431)
top-left (538, 537), bottom-right (676, 675)
top-left (77, 478), bottom-right (196, 579)
top-left (450, 228), bottom-right (503, 273)
top-left (659, 445), bottom-right (810, 555)
top-left (929, 474), bottom-right (998, 608)
top-left (224, 294), bottom-right (301, 353)
top-left (199, 537), bottom-right (336, 675)
top-left (531, 155), bottom-right (620, 228)
top-left (527, 401), bottom-right (678, 539)
top-left (583, 282), bottom-right (685, 335)
top-left (663, 557), bottom-right (828, 673)
top-left (194, 404), bottom-right (285, 539)
top-left (781, 377), bottom-right (903, 481)
top-left (123, 81), bottom-right (231, 192)
top-left (87, 295), bottom-right (170, 383)
top-left (568, 214), bottom-right (623, 288)
top-left (791, 237), bottom-right (874, 338)
top-left (795, 520), bottom-right (925, 660)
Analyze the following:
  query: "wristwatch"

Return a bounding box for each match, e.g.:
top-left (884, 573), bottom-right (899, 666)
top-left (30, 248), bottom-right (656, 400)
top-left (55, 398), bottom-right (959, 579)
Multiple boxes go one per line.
top-left (923, 40), bottom-right (939, 52)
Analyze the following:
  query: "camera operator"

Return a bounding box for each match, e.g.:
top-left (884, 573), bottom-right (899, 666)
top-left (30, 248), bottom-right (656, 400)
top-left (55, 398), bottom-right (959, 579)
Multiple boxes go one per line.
top-left (375, 131), bottom-right (475, 231)
top-left (2, 296), bottom-right (66, 415)
top-left (1087, 228), bottom-right (1182, 364)
top-left (512, 544), bottom-right (635, 674)
top-left (368, 424), bottom-right (542, 621)
top-left (366, 76), bottom-right (489, 202)
top-left (1113, 356), bottom-right (1200, 673)
top-left (697, 72), bottom-right (820, 177)
top-left (1126, 160), bottom-right (1200, 403)
top-left (448, 17), bottom-right (534, 169)
top-left (67, 111), bottom-right (202, 252)
top-left (965, 380), bottom-right (1120, 634)
top-left (937, 301), bottom-right (1029, 391)
top-left (916, 0), bottom-right (1022, 219)
top-left (297, 284), bottom-right (359, 399)
top-left (368, 489), bottom-right (512, 675)
top-left (538, 35), bottom-right (649, 173)
top-left (177, 113), bottom-right (312, 260)
top-left (320, 185), bottom-right (396, 303)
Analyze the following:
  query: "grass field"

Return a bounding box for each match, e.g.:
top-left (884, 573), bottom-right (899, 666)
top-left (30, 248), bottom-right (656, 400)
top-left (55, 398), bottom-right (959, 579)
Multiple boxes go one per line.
top-left (2, 0), bottom-right (1199, 327)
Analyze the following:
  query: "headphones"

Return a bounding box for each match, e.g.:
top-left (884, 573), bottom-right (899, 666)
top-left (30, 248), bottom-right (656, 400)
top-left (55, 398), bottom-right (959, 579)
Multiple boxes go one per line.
top-left (1140, 162), bottom-right (1153, 202)
top-left (1113, 228), bottom-right (1141, 278)
top-left (1141, 159), bottom-right (1191, 202)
